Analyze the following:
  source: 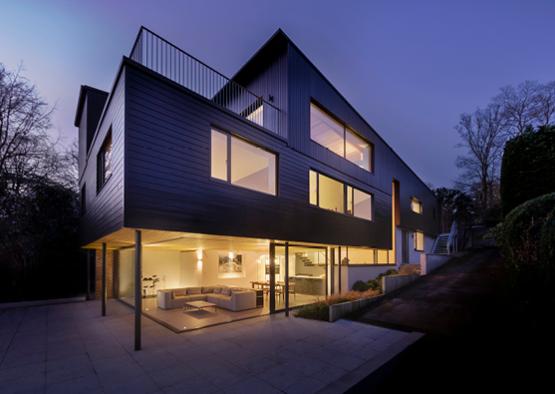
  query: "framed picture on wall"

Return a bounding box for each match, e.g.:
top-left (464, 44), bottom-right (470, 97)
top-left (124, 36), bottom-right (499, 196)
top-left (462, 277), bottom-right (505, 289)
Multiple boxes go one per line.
top-left (218, 254), bottom-right (245, 278)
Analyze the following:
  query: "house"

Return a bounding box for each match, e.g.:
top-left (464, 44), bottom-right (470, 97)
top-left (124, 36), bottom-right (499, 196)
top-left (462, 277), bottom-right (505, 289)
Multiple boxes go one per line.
top-left (75, 27), bottom-right (439, 348)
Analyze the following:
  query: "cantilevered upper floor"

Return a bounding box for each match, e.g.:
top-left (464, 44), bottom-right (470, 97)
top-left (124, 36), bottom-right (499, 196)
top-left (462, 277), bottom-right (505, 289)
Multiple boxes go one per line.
top-left (75, 27), bottom-right (439, 250)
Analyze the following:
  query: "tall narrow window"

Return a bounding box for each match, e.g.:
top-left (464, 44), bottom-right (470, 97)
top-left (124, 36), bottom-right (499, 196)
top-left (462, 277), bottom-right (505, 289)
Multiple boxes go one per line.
top-left (310, 103), bottom-right (345, 157)
top-left (309, 170), bottom-right (318, 205)
top-left (211, 128), bottom-right (276, 196)
top-left (414, 231), bottom-right (424, 251)
top-left (353, 189), bottom-right (372, 220)
top-left (211, 129), bottom-right (228, 181)
top-left (97, 130), bottom-right (112, 192)
top-left (411, 197), bottom-right (423, 214)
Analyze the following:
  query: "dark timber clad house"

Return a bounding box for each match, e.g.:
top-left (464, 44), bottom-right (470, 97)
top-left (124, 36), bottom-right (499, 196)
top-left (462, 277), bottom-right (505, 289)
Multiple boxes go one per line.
top-left (76, 27), bottom-right (439, 348)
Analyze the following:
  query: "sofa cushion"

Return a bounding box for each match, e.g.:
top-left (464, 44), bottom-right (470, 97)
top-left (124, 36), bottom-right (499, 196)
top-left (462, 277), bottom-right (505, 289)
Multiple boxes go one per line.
top-left (187, 287), bottom-right (201, 295)
top-left (173, 289), bottom-right (187, 298)
top-left (221, 288), bottom-right (231, 296)
top-left (201, 286), bottom-right (214, 294)
top-left (213, 287), bottom-right (222, 294)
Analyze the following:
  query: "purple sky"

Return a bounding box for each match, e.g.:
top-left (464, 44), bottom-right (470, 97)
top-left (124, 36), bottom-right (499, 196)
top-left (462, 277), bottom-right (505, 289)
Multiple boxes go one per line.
top-left (2, 0), bottom-right (554, 187)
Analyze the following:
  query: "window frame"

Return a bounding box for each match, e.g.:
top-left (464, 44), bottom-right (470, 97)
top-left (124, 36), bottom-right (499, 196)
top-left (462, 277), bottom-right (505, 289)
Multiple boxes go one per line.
top-left (96, 129), bottom-right (113, 194)
top-left (309, 169), bottom-right (373, 222)
top-left (210, 127), bottom-right (278, 196)
top-left (414, 230), bottom-right (425, 252)
top-left (310, 101), bottom-right (374, 172)
top-left (410, 197), bottom-right (423, 214)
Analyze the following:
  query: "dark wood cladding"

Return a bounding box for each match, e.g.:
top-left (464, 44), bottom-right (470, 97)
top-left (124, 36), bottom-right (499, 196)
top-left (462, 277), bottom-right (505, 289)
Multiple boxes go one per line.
top-left (123, 61), bottom-right (392, 248)
top-left (286, 43), bottom-right (438, 236)
top-left (78, 73), bottom-right (125, 245)
top-left (78, 30), bottom-right (439, 247)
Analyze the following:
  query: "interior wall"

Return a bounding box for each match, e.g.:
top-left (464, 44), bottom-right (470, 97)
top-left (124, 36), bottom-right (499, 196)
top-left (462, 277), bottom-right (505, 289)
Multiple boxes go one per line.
top-left (201, 250), bottom-right (266, 287)
top-left (118, 248), bottom-right (134, 299)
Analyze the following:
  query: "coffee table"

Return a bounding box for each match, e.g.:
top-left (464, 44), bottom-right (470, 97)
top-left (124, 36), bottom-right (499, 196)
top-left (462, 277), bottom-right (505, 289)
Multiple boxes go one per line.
top-left (183, 300), bottom-right (217, 313)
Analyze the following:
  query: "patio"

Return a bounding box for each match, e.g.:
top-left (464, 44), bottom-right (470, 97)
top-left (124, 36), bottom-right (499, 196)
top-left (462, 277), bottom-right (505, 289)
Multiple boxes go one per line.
top-left (0, 300), bottom-right (422, 393)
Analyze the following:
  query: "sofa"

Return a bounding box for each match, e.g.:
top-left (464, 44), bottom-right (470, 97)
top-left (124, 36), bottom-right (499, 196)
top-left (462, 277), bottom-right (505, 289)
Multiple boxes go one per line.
top-left (157, 286), bottom-right (257, 311)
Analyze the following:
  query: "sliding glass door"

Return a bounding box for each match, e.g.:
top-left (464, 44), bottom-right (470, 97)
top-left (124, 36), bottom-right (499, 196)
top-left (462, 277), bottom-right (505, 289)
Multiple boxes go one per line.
top-left (272, 243), bottom-right (328, 313)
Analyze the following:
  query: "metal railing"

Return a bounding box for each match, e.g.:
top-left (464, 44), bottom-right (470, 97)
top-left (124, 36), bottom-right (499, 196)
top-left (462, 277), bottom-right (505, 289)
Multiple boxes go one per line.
top-left (129, 27), bottom-right (285, 138)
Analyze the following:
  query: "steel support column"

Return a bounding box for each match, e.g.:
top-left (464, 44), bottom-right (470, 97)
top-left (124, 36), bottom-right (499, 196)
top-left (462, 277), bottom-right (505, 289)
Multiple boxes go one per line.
top-left (134, 230), bottom-right (142, 351)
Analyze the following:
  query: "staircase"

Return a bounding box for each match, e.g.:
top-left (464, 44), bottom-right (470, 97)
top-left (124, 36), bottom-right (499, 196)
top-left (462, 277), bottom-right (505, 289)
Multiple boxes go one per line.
top-left (295, 253), bottom-right (314, 266)
top-left (432, 221), bottom-right (459, 255)
top-left (432, 234), bottom-right (450, 254)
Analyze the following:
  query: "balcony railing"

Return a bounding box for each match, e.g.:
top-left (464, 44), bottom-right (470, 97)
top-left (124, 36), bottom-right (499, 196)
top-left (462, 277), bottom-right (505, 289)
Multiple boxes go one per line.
top-left (129, 27), bottom-right (285, 138)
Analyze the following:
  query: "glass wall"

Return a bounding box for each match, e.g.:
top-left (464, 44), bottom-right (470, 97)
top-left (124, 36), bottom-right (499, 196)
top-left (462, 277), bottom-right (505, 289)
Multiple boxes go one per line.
top-left (117, 248), bottom-right (135, 305)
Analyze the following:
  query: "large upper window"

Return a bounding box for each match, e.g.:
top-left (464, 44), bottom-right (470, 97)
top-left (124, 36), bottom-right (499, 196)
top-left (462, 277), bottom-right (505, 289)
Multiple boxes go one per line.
top-left (97, 130), bottom-right (112, 192)
top-left (309, 170), bottom-right (372, 220)
top-left (411, 197), bottom-right (423, 214)
top-left (310, 103), bottom-right (372, 171)
top-left (211, 128), bottom-right (276, 195)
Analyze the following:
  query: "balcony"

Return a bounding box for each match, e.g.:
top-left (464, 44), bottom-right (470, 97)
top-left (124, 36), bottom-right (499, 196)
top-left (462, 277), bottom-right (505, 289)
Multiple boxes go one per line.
top-left (129, 27), bottom-right (285, 138)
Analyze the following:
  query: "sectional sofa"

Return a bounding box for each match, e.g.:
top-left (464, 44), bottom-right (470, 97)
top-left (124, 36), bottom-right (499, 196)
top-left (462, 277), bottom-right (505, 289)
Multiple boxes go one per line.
top-left (157, 286), bottom-right (257, 311)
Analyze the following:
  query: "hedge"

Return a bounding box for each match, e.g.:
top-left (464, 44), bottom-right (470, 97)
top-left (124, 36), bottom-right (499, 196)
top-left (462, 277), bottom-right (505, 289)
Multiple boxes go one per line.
top-left (500, 126), bottom-right (555, 216)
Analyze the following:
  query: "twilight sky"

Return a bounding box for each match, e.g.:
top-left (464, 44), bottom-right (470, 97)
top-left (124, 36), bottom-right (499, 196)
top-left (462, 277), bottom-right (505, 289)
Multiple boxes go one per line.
top-left (2, 0), bottom-right (554, 187)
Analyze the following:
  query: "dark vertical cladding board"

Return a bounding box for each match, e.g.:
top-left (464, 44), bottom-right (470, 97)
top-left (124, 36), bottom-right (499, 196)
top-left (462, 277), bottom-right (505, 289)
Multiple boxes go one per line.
top-left (124, 62), bottom-right (391, 248)
top-left (78, 97), bottom-right (88, 175)
top-left (78, 74), bottom-right (125, 245)
top-left (286, 43), bottom-right (439, 237)
top-left (233, 37), bottom-right (289, 138)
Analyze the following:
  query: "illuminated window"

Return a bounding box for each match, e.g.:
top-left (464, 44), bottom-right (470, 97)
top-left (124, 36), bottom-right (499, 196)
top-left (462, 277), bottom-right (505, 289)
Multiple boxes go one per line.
top-left (377, 249), bottom-right (390, 264)
top-left (353, 188), bottom-right (372, 220)
top-left (310, 102), bottom-right (372, 171)
top-left (414, 231), bottom-right (424, 251)
top-left (310, 103), bottom-right (344, 157)
top-left (211, 128), bottom-right (276, 195)
top-left (411, 197), bottom-right (423, 214)
top-left (231, 137), bottom-right (276, 195)
top-left (97, 130), bottom-right (112, 192)
top-left (346, 247), bottom-right (375, 265)
top-left (211, 129), bottom-right (228, 181)
top-left (309, 170), bottom-right (372, 221)
top-left (346, 128), bottom-right (371, 171)
top-left (309, 170), bottom-right (318, 205)
top-left (318, 173), bottom-right (344, 213)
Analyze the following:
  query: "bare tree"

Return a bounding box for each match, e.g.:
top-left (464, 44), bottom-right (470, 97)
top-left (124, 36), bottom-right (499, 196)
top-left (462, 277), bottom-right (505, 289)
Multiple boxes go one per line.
top-left (494, 81), bottom-right (541, 136)
top-left (535, 81), bottom-right (555, 127)
top-left (455, 104), bottom-right (506, 214)
top-left (0, 63), bottom-right (55, 216)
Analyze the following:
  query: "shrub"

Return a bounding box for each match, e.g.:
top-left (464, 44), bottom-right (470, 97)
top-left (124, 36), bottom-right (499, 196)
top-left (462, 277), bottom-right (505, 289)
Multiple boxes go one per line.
top-left (499, 193), bottom-right (555, 293)
top-left (352, 280), bottom-right (370, 292)
top-left (500, 193), bottom-right (555, 270)
top-left (500, 126), bottom-right (555, 216)
top-left (294, 302), bottom-right (329, 321)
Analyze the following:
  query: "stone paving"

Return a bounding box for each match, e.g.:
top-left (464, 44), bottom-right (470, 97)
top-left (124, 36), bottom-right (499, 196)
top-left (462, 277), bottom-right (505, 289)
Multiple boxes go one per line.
top-left (0, 300), bottom-right (421, 393)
